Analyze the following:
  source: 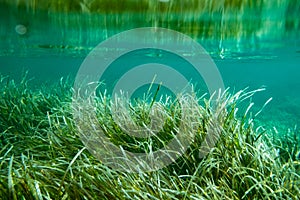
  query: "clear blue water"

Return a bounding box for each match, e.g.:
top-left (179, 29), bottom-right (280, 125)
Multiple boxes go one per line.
top-left (0, 2), bottom-right (300, 133)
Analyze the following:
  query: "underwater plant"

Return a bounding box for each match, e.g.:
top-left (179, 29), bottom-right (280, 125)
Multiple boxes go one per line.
top-left (0, 74), bottom-right (299, 199)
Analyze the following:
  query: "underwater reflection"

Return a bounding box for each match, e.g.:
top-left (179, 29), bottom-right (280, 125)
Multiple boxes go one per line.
top-left (0, 0), bottom-right (299, 57)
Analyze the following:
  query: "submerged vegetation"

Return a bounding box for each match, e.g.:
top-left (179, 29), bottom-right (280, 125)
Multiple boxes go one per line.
top-left (1, 1), bottom-right (299, 199)
top-left (0, 74), bottom-right (299, 199)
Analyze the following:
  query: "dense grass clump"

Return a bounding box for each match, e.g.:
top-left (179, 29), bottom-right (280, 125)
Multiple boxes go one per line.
top-left (0, 75), bottom-right (299, 199)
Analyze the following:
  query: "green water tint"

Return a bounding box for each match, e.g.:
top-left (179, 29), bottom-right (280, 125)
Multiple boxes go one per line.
top-left (0, 1), bottom-right (299, 134)
top-left (0, 1), bottom-right (299, 198)
top-left (0, 1), bottom-right (299, 138)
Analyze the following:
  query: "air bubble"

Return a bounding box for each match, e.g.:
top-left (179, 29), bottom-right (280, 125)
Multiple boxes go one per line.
top-left (15, 24), bottom-right (27, 35)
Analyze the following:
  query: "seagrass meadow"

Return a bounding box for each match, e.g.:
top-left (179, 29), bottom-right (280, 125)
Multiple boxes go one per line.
top-left (0, 0), bottom-right (300, 199)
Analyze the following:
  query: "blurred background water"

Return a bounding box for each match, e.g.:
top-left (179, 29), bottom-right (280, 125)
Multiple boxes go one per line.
top-left (0, 0), bottom-right (299, 133)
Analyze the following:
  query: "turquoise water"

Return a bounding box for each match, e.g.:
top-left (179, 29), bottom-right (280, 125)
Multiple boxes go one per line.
top-left (0, 2), bottom-right (299, 198)
top-left (0, 1), bottom-right (300, 133)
